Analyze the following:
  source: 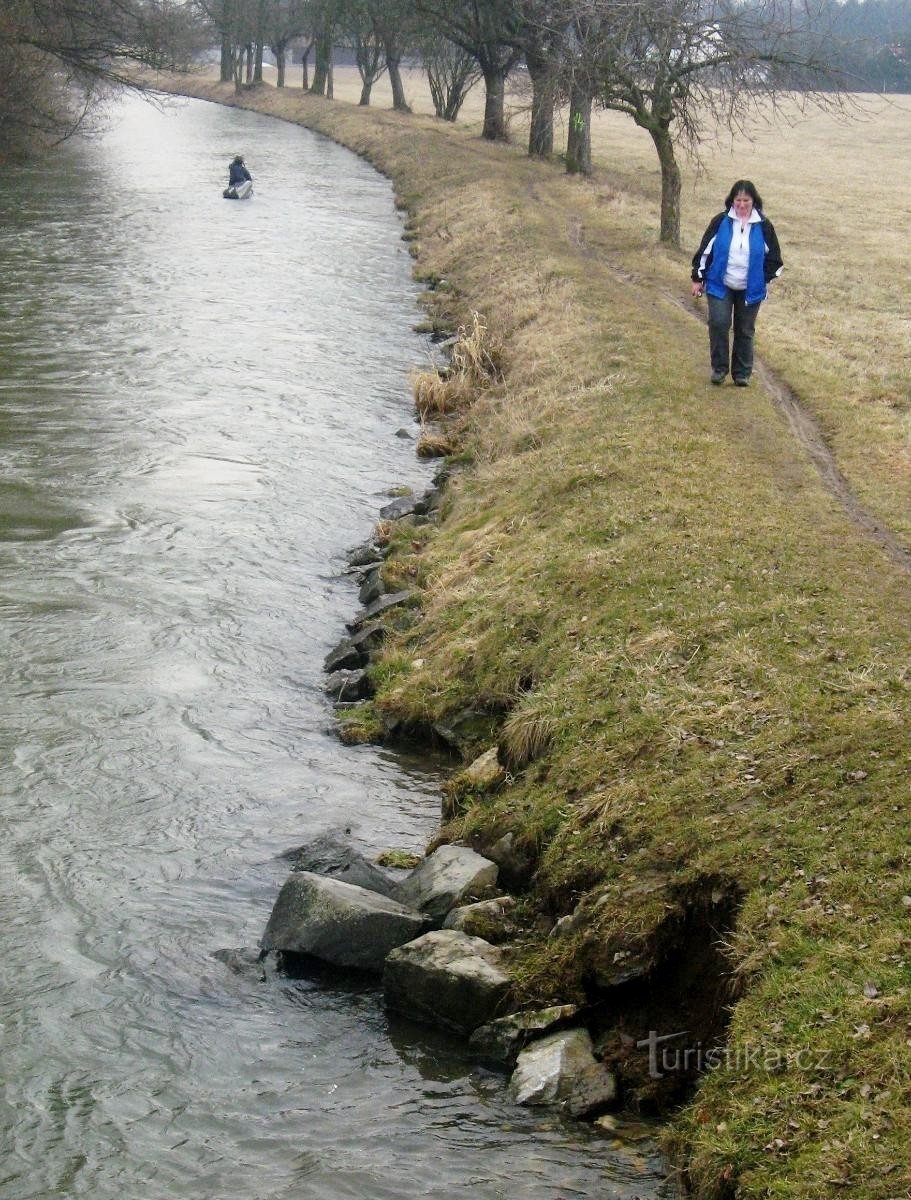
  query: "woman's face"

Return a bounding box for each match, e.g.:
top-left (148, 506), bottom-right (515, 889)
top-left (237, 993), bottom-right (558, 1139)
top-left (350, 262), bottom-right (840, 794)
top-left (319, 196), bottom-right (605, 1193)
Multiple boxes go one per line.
top-left (733, 191), bottom-right (754, 219)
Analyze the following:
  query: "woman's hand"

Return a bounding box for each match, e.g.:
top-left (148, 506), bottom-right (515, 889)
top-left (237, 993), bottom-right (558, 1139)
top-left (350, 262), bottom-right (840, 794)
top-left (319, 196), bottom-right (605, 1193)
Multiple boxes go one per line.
top-left (691, 282), bottom-right (704, 298)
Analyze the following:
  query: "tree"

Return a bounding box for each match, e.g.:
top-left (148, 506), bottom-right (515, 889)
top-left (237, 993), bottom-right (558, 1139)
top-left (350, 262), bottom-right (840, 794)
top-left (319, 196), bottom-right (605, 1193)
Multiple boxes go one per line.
top-left (416, 0), bottom-right (523, 139)
top-left (545, 0), bottom-right (852, 244)
top-left (0, 0), bottom-right (196, 157)
top-left (419, 28), bottom-right (483, 119)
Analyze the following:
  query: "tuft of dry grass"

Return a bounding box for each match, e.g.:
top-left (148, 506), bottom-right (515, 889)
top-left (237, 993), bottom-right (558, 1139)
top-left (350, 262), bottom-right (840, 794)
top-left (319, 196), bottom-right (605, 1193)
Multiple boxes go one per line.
top-left (412, 311), bottom-right (504, 417)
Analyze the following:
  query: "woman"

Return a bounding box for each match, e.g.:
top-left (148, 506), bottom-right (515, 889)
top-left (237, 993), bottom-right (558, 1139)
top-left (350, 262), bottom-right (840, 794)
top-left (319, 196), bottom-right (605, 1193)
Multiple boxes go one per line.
top-left (691, 181), bottom-right (783, 387)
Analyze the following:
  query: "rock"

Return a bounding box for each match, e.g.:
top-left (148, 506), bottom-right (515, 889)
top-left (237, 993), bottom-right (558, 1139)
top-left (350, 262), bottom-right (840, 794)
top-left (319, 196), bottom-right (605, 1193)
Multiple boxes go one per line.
top-left (347, 542), bottom-right (387, 568)
top-left (549, 909), bottom-right (582, 940)
top-left (324, 637), bottom-right (367, 674)
top-left (469, 1004), bottom-right (580, 1067)
top-left (432, 707), bottom-right (496, 756)
top-left (509, 1029), bottom-right (617, 1117)
top-left (413, 487), bottom-right (442, 515)
top-left (396, 844), bottom-right (499, 926)
top-left (261, 872), bottom-right (428, 972)
top-left (383, 929), bottom-right (510, 1034)
top-left (346, 590), bottom-right (413, 632)
top-left (349, 622), bottom-right (388, 655)
top-left (443, 895), bottom-right (516, 940)
top-left (379, 495), bottom-right (418, 521)
top-left (394, 427), bottom-right (414, 439)
top-left (358, 566), bottom-right (385, 607)
top-left (463, 746), bottom-right (506, 791)
top-left (283, 831), bottom-right (400, 899)
top-left (324, 668), bottom-right (373, 701)
top-left (482, 831), bottom-right (537, 892)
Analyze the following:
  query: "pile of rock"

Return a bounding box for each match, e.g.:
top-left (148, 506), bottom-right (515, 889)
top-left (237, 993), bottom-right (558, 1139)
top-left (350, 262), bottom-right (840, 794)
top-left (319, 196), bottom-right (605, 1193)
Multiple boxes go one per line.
top-left (258, 836), bottom-right (618, 1122)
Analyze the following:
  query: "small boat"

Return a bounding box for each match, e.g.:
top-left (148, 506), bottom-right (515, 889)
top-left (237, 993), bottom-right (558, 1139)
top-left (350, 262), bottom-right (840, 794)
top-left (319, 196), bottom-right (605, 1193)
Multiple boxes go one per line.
top-left (223, 180), bottom-right (253, 200)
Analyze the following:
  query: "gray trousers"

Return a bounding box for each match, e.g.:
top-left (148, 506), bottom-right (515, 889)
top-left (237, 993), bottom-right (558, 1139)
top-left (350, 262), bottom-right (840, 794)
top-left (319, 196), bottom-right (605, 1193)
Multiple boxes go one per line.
top-left (707, 289), bottom-right (761, 380)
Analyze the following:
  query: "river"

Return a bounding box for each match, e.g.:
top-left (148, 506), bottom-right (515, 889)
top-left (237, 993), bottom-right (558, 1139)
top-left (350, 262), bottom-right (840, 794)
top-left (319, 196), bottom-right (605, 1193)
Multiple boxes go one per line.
top-left (0, 93), bottom-right (669, 1199)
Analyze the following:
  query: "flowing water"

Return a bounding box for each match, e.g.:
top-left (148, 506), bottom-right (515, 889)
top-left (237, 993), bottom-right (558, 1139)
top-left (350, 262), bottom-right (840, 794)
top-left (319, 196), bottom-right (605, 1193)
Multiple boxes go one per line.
top-left (0, 93), bottom-right (669, 1200)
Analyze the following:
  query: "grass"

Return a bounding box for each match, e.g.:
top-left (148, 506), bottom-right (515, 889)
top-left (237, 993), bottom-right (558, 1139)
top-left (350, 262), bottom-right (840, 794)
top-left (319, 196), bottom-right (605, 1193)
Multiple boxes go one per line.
top-left (153, 68), bottom-right (911, 1199)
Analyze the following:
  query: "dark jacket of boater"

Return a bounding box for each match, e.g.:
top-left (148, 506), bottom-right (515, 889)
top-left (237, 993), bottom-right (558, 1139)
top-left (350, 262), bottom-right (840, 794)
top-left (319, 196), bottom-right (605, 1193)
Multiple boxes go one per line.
top-left (228, 158), bottom-right (252, 186)
top-left (691, 210), bottom-right (783, 306)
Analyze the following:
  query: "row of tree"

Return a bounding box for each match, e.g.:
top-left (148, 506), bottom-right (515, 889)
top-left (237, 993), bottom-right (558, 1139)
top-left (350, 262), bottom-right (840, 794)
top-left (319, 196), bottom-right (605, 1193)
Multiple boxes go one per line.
top-left (197, 0), bottom-right (863, 244)
top-left (3, 1), bottom-right (906, 243)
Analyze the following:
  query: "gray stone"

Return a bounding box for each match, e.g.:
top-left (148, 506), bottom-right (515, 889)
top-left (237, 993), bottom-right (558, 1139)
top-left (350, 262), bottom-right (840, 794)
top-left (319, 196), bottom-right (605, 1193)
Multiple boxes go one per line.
top-left (346, 590), bottom-right (413, 632)
top-left (324, 637), bottom-right (367, 674)
top-left (463, 746), bottom-right (506, 791)
top-left (261, 872), bottom-right (428, 972)
top-left (347, 542), bottom-right (387, 567)
top-left (483, 831), bottom-right (537, 891)
top-left (324, 668), bottom-right (373, 701)
top-left (283, 832), bottom-right (399, 899)
top-left (432, 707), bottom-right (496, 756)
top-left (509, 1029), bottom-right (617, 1117)
top-left (383, 929), bottom-right (510, 1034)
top-left (379, 495), bottom-right (418, 521)
top-left (443, 895), bottom-right (516, 940)
top-left (358, 567), bottom-right (385, 607)
top-left (349, 622), bottom-right (388, 655)
top-left (396, 844), bottom-right (499, 926)
top-left (469, 1004), bottom-right (580, 1067)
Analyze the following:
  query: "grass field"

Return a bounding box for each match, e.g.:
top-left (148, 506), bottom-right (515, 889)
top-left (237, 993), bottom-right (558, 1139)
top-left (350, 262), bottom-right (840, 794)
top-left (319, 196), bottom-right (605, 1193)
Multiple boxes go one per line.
top-left (162, 67), bottom-right (911, 1199)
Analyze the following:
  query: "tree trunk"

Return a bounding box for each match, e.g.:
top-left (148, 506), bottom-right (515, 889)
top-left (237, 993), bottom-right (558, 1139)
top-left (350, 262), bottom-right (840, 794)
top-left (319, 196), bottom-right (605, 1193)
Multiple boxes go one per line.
top-left (276, 46), bottom-right (285, 87)
top-left (386, 46), bottom-right (411, 113)
top-left (245, 43), bottom-right (253, 83)
top-left (481, 65), bottom-right (508, 141)
top-left (359, 78), bottom-right (372, 105)
top-left (220, 37), bottom-right (232, 83)
top-left (301, 45), bottom-right (310, 90)
top-left (253, 0), bottom-right (264, 82)
top-left (327, 63), bottom-right (334, 99)
top-left (566, 83), bottom-right (592, 175)
top-left (649, 125), bottom-right (681, 246)
top-left (526, 50), bottom-right (554, 158)
top-left (310, 31), bottom-right (331, 94)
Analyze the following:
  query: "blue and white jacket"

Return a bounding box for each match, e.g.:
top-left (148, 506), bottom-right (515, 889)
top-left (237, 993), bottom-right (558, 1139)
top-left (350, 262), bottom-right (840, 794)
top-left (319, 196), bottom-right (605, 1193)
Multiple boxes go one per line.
top-left (691, 208), bottom-right (783, 305)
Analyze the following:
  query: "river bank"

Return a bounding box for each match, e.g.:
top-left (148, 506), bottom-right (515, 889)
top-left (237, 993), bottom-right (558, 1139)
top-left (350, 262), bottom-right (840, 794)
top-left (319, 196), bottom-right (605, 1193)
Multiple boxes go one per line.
top-left (152, 74), bottom-right (911, 1199)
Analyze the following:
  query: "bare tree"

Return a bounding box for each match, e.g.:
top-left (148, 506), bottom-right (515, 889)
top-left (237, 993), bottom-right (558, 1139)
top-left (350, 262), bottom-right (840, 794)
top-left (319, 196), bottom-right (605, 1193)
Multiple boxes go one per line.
top-left (419, 28), bottom-right (483, 119)
top-left (543, 0), bottom-right (851, 244)
top-left (416, 0), bottom-right (523, 138)
top-left (1, 0), bottom-right (198, 156)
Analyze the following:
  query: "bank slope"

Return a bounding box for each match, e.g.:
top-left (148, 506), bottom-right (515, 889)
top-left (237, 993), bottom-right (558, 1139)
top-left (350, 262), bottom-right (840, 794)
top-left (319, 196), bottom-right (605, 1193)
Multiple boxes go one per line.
top-left (160, 76), bottom-right (911, 1200)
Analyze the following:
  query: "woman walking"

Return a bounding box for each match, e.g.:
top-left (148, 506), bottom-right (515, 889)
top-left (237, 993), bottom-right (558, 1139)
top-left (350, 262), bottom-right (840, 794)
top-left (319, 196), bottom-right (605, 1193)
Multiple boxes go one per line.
top-left (691, 181), bottom-right (783, 387)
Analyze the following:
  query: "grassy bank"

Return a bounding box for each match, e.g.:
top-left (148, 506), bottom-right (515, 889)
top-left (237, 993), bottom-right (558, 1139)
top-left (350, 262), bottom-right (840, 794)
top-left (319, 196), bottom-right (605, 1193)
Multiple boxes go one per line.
top-left (156, 74), bottom-right (911, 1198)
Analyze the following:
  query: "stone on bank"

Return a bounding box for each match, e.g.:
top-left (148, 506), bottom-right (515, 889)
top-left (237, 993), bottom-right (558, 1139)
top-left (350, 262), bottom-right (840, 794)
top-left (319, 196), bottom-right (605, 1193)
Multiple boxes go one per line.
top-left (396, 843), bottom-right (499, 926)
top-left (261, 871), bottom-right (427, 972)
top-left (383, 929), bottom-right (511, 1034)
top-left (509, 1028), bottom-right (618, 1118)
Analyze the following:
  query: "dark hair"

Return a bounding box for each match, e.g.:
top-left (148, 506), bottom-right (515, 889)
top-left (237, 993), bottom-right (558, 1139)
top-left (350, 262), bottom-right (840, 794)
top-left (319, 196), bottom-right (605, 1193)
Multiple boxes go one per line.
top-left (725, 180), bottom-right (763, 212)
top-left (233, 155), bottom-right (244, 164)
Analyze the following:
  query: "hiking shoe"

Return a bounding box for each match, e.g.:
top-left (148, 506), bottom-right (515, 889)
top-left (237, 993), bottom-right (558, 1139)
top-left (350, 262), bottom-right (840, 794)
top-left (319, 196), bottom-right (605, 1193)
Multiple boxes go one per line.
top-left (710, 371), bottom-right (726, 385)
top-left (733, 377), bottom-right (749, 387)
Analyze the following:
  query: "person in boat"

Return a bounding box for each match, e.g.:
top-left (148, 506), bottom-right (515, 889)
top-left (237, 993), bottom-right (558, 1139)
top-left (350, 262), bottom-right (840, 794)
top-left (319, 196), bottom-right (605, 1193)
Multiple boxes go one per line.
top-left (228, 155), bottom-right (252, 189)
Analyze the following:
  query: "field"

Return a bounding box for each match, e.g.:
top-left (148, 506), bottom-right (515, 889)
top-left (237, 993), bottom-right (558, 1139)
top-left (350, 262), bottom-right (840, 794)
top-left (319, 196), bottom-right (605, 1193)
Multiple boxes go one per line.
top-left (167, 65), bottom-right (911, 1200)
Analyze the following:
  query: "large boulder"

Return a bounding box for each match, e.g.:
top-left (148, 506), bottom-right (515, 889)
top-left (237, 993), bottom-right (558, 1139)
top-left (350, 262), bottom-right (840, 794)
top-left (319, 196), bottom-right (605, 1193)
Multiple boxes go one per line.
top-left (261, 872), bottom-right (428, 972)
top-left (396, 844), bottom-right (499, 926)
top-left (468, 1004), bottom-right (580, 1067)
top-left (383, 929), bottom-right (510, 1034)
top-left (282, 832), bottom-right (399, 899)
top-left (346, 590), bottom-right (413, 633)
top-left (509, 1028), bottom-right (617, 1118)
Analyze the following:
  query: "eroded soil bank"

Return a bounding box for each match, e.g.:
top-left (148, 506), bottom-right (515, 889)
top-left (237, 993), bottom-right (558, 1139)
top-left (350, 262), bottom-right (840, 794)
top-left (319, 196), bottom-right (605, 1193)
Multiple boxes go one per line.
top-left (153, 74), bottom-right (911, 1200)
